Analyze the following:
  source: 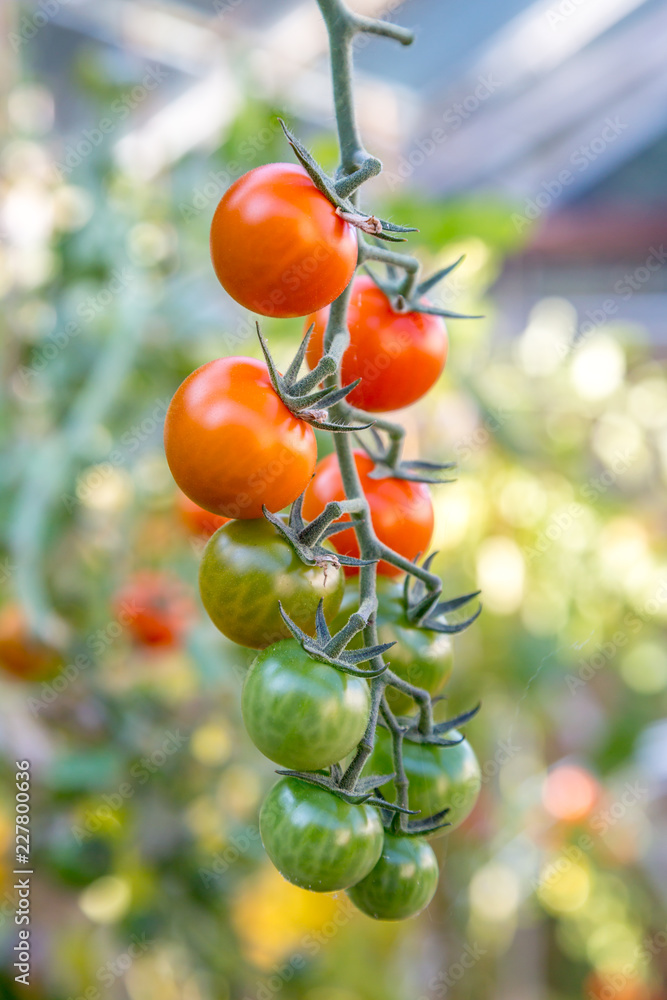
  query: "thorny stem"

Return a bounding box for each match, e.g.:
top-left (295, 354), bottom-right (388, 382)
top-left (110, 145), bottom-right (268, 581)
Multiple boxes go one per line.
top-left (315, 0), bottom-right (439, 804)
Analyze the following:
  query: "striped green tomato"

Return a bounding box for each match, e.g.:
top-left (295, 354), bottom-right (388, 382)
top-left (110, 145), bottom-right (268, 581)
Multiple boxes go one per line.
top-left (260, 777), bottom-right (383, 892)
top-left (199, 518), bottom-right (344, 649)
top-left (364, 728), bottom-right (481, 835)
top-left (242, 640), bottom-right (370, 770)
top-left (347, 833), bottom-right (439, 920)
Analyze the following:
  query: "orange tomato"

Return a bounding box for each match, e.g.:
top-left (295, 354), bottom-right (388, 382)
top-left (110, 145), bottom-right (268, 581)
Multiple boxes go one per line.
top-left (302, 450), bottom-right (434, 577)
top-left (164, 357), bottom-right (317, 520)
top-left (175, 489), bottom-right (229, 538)
top-left (0, 604), bottom-right (62, 682)
top-left (305, 275), bottom-right (448, 412)
top-left (585, 973), bottom-right (655, 1000)
top-left (113, 571), bottom-right (195, 649)
top-left (210, 163), bottom-right (357, 318)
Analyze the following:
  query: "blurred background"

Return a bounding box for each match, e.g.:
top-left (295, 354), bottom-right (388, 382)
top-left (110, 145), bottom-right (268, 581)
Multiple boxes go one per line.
top-left (1, 1), bottom-right (667, 998)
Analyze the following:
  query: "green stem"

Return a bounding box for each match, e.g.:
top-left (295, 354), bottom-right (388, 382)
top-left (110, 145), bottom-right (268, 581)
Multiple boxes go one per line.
top-left (316, 0), bottom-right (367, 172)
top-left (298, 497), bottom-right (367, 547)
top-left (316, 0), bottom-right (435, 799)
top-left (384, 669), bottom-right (433, 735)
top-left (380, 698), bottom-right (409, 832)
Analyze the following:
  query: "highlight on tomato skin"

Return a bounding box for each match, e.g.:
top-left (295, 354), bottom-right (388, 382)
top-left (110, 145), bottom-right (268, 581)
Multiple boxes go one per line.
top-left (163, 356), bottom-right (317, 520)
top-left (0, 604), bottom-right (63, 682)
top-left (210, 163), bottom-right (358, 318)
top-left (175, 489), bottom-right (229, 538)
top-left (302, 449), bottom-right (434, 577)
top-left (198, 518), bottom-right (344, 650)
top-left (305, 275), bottom-right (448, 412)
top-left (112, 570), bottom-right (196, 650)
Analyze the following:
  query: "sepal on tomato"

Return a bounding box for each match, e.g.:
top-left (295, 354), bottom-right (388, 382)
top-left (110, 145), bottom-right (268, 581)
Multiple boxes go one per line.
top-left (261, 493), bottom-right (375, 570)
top-left (363, 253), bottom-right (483, 319)
top-left (400, 807), bottom-right (452, 837)
top-left (403, 552), bottom-right (482, 631)
top-left (256, 323), bottom-right (373, 434)
top-left (387, 704), bottom-right (480, 752)
top-left (278, 118), bottom-right (417, 242)
top-left (356, 427), bottom-right (456, 485)
top-left (278, 599), bottom-right (393, 678)
top-left (274, 768), bottom-right (417, 815)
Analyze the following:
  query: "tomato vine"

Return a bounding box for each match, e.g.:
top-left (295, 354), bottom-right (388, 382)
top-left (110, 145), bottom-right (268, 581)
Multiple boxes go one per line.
top-left (165, 0), bottom-right (484, 918)
top-left (308, 0), bottom-right (481, 821)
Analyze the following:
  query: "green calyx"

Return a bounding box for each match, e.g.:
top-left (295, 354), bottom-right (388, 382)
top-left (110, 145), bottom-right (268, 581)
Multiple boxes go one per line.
top-left (261, 493), bottom-right (373, 570)
top-left (256, 322), bottom-right (372, 434)
top-left (361, 252), bottom-right (484, 320)
top-left (403, 552), bottom-right (482, 631)
top-left (278, 118), bottom-right (417, 243)
top-left (273, 767), bottom-right (417, 817)
top-left (355, 426), bottom-right (457, 485)
top-left (278, 598), bottom-right (393, 679)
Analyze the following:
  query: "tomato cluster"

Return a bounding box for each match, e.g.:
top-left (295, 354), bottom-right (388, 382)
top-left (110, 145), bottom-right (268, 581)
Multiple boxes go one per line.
top-left (156, 154), bottom-right (480, 922)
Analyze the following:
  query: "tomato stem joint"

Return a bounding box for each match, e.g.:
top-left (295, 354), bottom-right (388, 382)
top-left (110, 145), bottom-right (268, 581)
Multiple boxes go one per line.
top-left (256, 323), bottom-right (373, 434)
top-left (278, 599), bottom-right (393, 678)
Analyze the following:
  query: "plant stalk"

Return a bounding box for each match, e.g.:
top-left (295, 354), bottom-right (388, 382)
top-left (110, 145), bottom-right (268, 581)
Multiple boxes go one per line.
top-left (316, 0), bottom-right (436, 800)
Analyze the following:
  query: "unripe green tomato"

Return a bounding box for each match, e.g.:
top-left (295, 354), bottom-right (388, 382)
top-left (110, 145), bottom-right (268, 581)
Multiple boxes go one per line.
top-left (347, 832), bottom-right (439, 920)
top-left (260, 777), bottom-right (383, 892)
top-left (365, 728), bottom-right (481, 836)
top-left (199, 518), bottom-right (344, 649)
top-left (242, 639), bottom-right (370, 770)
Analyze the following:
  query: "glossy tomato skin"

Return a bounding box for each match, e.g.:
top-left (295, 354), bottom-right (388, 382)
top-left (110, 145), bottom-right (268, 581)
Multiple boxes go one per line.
top-left (0, 605), bottom-right (62, 682)
top-left (347, 833), bottom-right (439, 920)
top-left (260, 777), bottom-right (383, 892)
top-left (375, 580), bottom-right (453, 713)
top-left (302, 450), bottom-right (434, 577)
top-left (164, 357), bottom-right (316, 520)
top-left (113, 571), bottom-right (195, 649)
top-left (242, 639), bottom-right (370, 769)
top-left (199, 518), bottom-right (344, 649)
top-left (210, 164), bottom-right (357, 318)
top-left (306, 276), bottom-right (448, 412)
top-left (365, 728), bottom-right (481, 836)
top-left (175, 489), bottom-right (229, 538)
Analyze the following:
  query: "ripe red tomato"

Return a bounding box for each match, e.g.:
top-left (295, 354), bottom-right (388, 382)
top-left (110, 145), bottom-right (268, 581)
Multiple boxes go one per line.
top-left (305, 276), bottom-right (448, 412)
top-left (210, 163), bottom-right (357, 318)
top-left (175, 489), bottom-right (229, 538)
top-left (0, 604), bottom-right (62, 682)
top-left (113, 571), bottom-right (195, 649)
top-left (164, 357), bottom-right (317, 519)
top-left (302, 450), bottom-right (434, 577)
